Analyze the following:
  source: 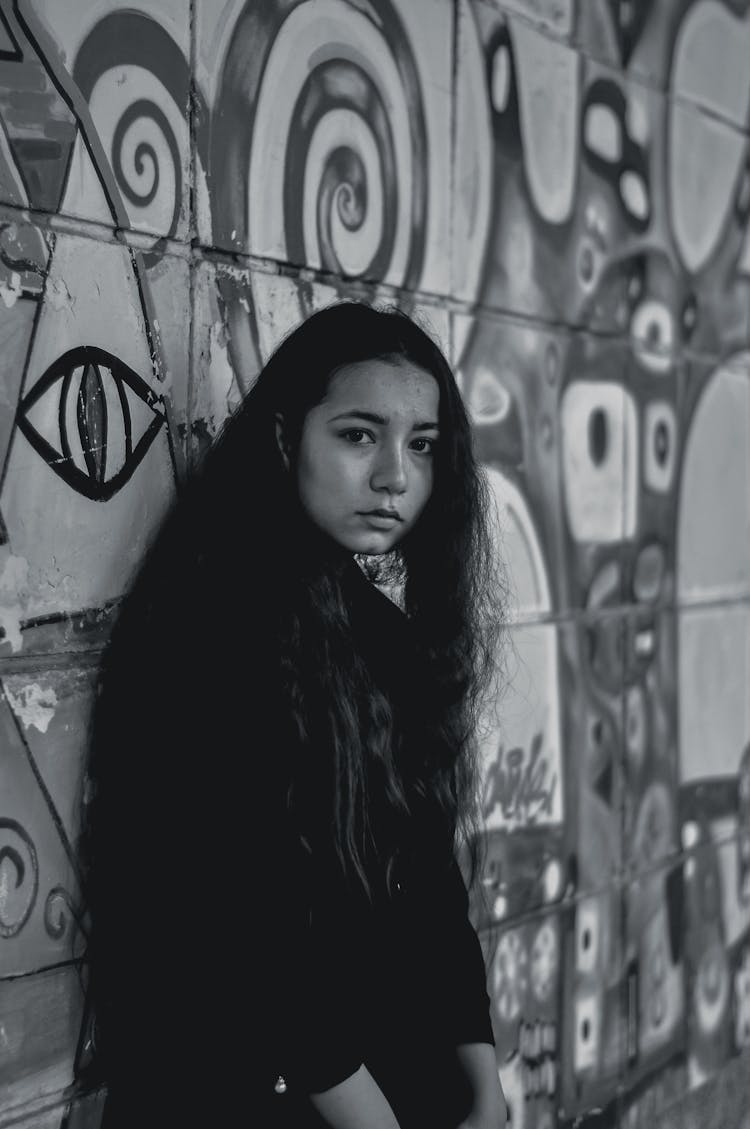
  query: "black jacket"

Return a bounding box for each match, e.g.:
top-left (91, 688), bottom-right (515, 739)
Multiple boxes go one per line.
top-left (101, 557), bottom-right (493, 1128)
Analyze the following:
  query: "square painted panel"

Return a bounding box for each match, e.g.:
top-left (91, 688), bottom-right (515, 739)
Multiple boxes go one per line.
top-left (618, 604), bottom-right (680, 879)
top-left (676, 602), bottom-right (750, 836)
top-left (0, 665), bottom-right (96, 977)
top-left (679, 835), bottom-right (750, 1084)
top-left (16, 0), bottom-right (192, 243)
top-left (668, 102), bottom-right (750, 283)
top-left (459, 4), bottom-right (583, 322)
top-left (0, 226), bottom-right (177, 645)
top-left (621, 860), bottom-right (688, 1102)
top-left (480, 908), bottom-right (565, 1129)
top-left (677, 356), bottom-right (750, 604)
top-left (195, 0), bottom-right (456, 299)
top-left (559, 616), bottom-right (625, 892)
top-left (452, 312), bottom-right (568, 616)
top-left (0, 965), bottom-right (84, 1112)
top-left (558, 340), bottom-right (633, 610)
top-left (559, 887), bottom-right (626, 1122)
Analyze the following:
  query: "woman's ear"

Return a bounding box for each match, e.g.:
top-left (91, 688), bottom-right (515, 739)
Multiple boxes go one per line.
top-left (275, 412), bottom-right (291, 470)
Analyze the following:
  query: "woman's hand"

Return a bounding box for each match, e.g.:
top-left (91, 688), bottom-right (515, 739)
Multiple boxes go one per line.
top-left (454, 1043), bottom-right (507, 1129)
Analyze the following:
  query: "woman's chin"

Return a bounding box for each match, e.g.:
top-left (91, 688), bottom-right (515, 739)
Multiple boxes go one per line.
top-left (348, 531), bottom-right (401, 556)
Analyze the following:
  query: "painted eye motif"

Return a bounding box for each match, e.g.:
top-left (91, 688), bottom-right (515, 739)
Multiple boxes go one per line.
top-left (17, 347), bottom-right (166, 501)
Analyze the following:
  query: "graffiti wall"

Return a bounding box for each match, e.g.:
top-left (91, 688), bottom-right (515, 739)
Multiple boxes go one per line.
top-left (0, 0), bottom-right (748, 1125)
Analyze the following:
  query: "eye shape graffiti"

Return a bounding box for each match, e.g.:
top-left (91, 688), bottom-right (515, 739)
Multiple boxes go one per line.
top-left (17, 347), bottom-right (165, 501)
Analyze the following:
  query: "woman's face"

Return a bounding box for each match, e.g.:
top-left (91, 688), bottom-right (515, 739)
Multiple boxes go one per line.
top-left (283, 357), bottom-right (440, 555)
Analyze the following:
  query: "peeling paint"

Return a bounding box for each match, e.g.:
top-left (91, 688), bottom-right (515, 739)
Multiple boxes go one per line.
top-left (4, 681), bottom-right (59, 734)
top-left (0, 272), bottom-right (21, 308)
top-left (45, 275), bottom-right (73, 310)
top-left (0, 553), bottom-right (29, 653)
top-left (193, 318), bottom-right (240, 435)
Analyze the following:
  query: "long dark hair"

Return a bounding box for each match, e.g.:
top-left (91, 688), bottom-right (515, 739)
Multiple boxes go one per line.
top-left (79, 301), bottom-right (502, 1076)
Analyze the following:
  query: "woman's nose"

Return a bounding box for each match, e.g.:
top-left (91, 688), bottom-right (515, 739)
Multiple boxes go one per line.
top-left (371, 444), bottom-right (407, 493)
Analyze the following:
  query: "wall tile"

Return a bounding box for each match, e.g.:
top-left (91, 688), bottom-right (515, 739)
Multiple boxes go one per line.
top-left (0, 664), bottom-right (92, 977)
top-left (679, 835), bottom-right (750, 1091)
top-left (480, 907), bottom-right (564, 1129)
top-left (0, 965), bottom-right (83, 1113)
top-left (677, 603), bottom-right (750, 845)
top-left (453, 312), bottom-right (569, 617)
top-left (10, 0), bottom-right (192, 244)
top-left (196, 0), bottom-right (456, 297)
top-left (558, 889), bottom-right (626, 1123)
top-left (459, 3), bottom-right (583, 322)
top-left (677, 355), bottom-right (750, 605)
top-left (475, 617), bottom-right (567, 925)
top-left (0, 222), bottom-right (178, 656)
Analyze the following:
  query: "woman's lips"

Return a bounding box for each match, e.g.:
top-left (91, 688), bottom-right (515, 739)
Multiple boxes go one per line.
top-left (359, 509), bottom-right (403, 526)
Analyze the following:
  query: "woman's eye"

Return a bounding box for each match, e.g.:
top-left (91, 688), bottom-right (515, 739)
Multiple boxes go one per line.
top-left (411, 437), bottom-right (437, 454)
top-left (341, 429), bottom-right (373, 444)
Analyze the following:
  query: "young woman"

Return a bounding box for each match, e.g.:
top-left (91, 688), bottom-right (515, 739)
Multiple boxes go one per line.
top-left (81, 302), bottom-right (507, 1129)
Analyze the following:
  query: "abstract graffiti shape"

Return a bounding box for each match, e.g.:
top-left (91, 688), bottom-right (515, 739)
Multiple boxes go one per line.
top-left (44, 885), bottom-right (77, 942)
top-left (494, 929), bottom-right (528, 1022)
top-left (530, 920), bottom-right (558, 1003)
top-left (561, 381), bottom-right (638, 542)
top-left (576, 898), bottom-right (601, 976)
top-left (574, 992), bottom-right (601, 1073)
top-left (583, 79), bottom-right (650, 232)
top-left (18, 347), bottom-right (165, 502)
top-left (511, 20), bottom-right (578, 225)
top-left (643, 400), bottom-right (677, 493)
top-left (0, 818), bottom-right (38, 938)
top-left (669, 3), bottom-right (750, 273)
top-left (631, 300), bottom-right (675, 374)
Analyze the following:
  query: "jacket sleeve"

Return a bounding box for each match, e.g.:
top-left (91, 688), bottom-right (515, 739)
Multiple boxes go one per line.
top-left (265, 838), bottom-right (366, 1096)
top-left (426, 855), bottom-right (496, 1048)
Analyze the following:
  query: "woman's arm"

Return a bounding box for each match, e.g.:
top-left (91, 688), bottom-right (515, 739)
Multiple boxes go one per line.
top-left (454, 1043), bottom-right (507, 1129)
top-left (309, 1064), bottom-right (402, 1129)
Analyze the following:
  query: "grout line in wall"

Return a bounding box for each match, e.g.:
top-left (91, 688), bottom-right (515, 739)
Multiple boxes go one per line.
top-left (449, 0), bottom-right (459, 324)
top-left (474, 818), bottom-right (745, 944)
top-left (0, 221), bottom-right (745, 365)
top-left (0, 647), bottom-right (105, 674)
top-left (187, 0), bottom-right (197, 473)
top-left (0, 957), bottom-right (83, 985)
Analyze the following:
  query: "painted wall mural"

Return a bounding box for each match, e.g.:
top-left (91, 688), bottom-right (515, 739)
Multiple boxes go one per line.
top-left (0, 0), bottom-right (748, 1126)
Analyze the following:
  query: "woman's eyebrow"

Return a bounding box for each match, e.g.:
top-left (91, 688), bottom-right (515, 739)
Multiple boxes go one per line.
top-left (328, 410), bottom-right (439, 431)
